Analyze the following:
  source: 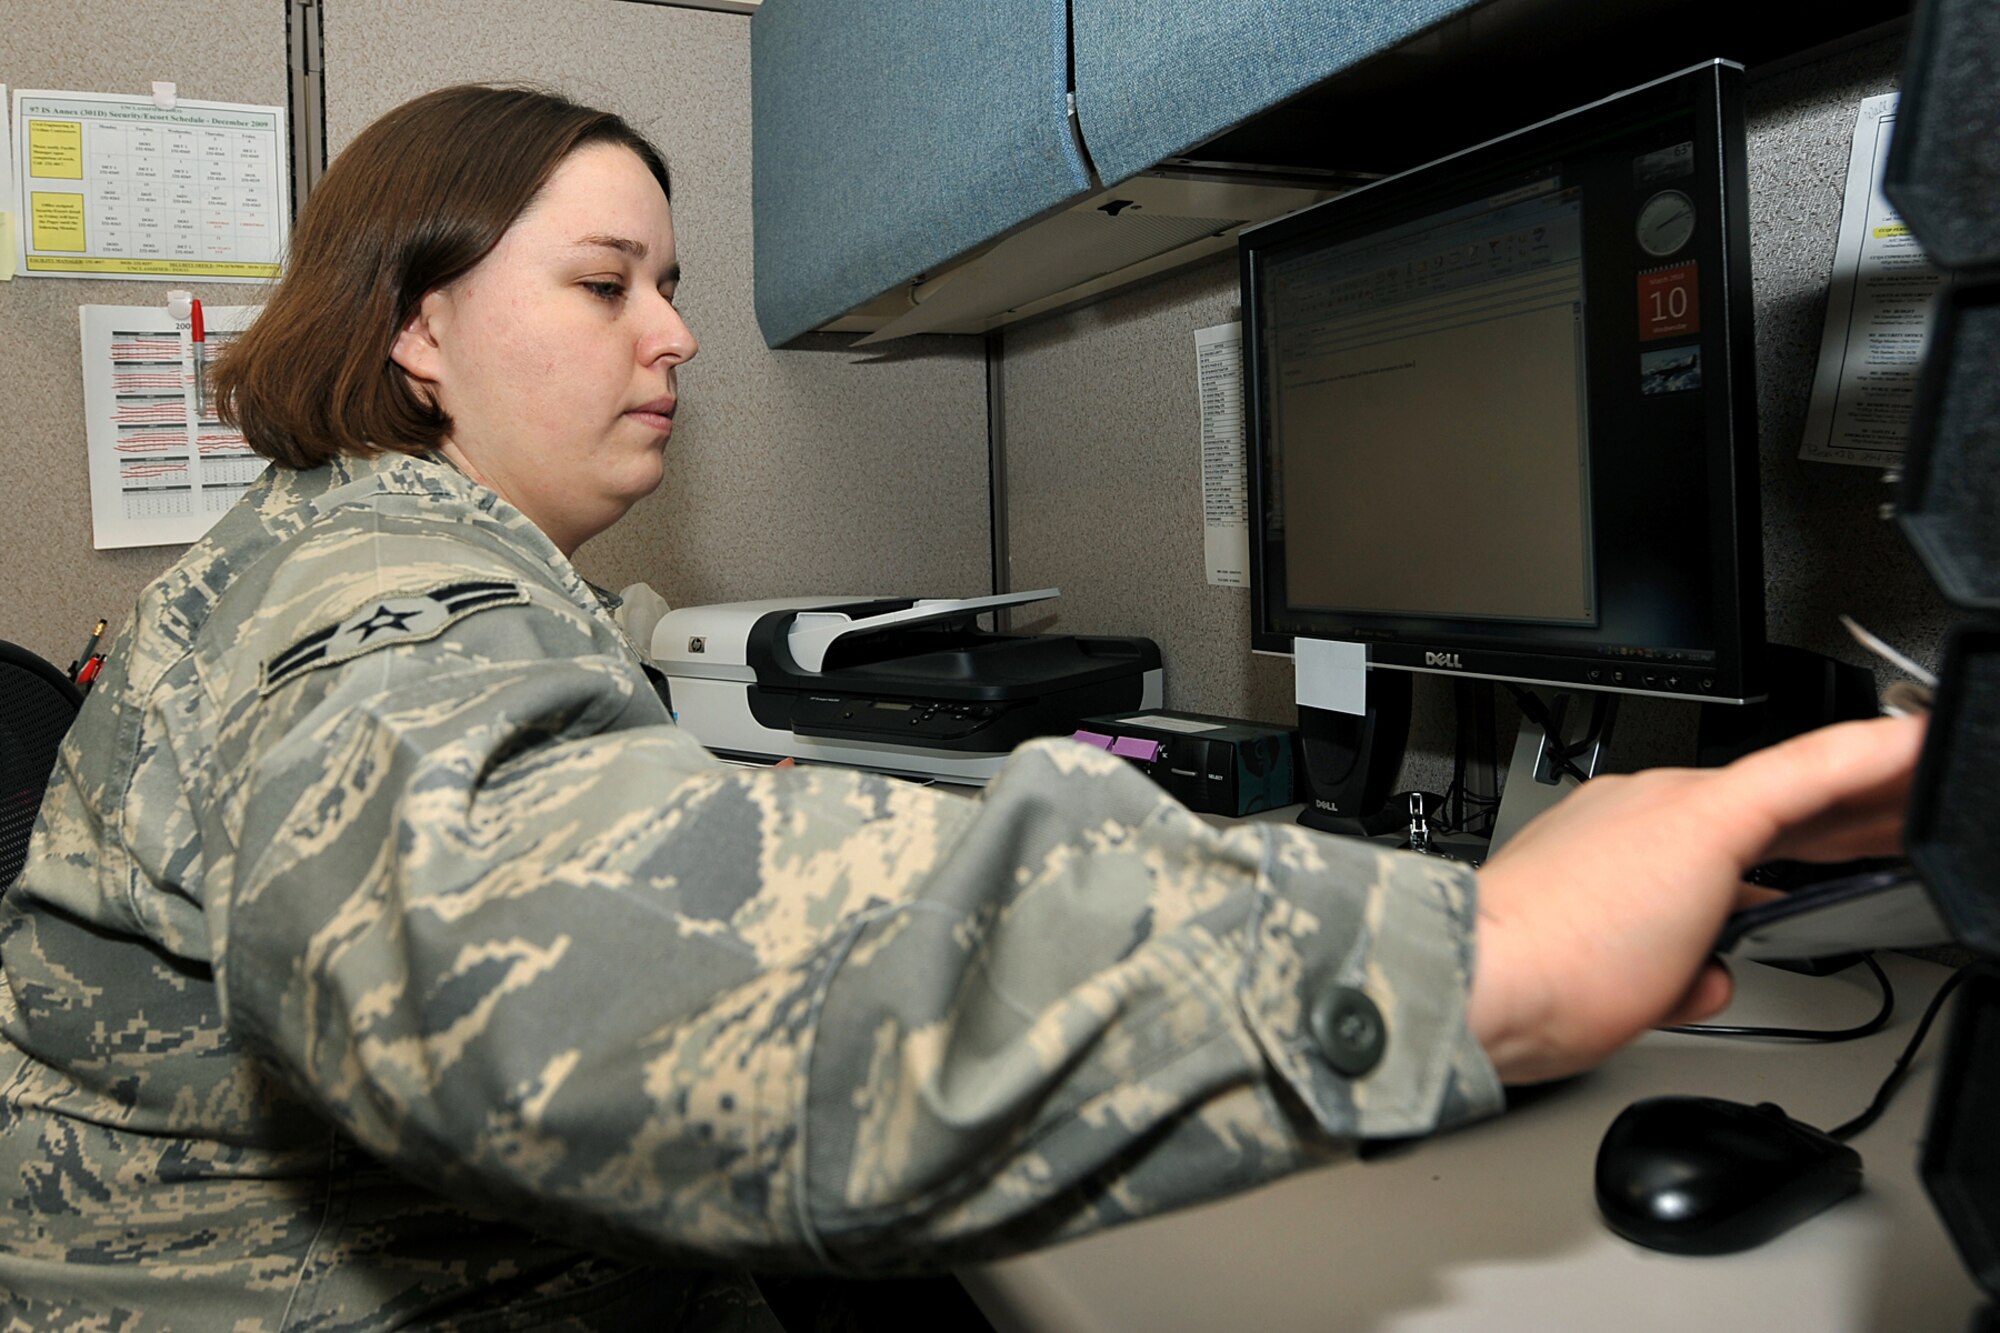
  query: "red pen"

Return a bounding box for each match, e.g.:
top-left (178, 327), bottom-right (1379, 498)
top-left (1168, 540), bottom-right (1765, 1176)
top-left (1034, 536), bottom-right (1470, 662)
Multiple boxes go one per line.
top-left (190, 297), bottom-right (207, 420)
top-left (76, 654), bottom-right (105, 687)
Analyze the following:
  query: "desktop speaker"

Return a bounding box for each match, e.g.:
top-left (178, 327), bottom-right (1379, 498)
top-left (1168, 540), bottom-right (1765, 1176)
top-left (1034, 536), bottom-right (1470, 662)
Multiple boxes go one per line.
top-left (1897, 287), bottom-right (2000, 609)
top-left (1883, 0), bottom-right (2000, 274)
top-left (1295, 670), bottom-right (1412, 839)
top-left (1905, 623), bottom-right (2000, 960)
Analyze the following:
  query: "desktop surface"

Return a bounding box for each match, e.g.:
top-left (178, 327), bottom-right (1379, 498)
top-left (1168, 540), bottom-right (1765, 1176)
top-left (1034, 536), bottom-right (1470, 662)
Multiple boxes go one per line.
top-left (960, 951), bottom-right (1979, 1333)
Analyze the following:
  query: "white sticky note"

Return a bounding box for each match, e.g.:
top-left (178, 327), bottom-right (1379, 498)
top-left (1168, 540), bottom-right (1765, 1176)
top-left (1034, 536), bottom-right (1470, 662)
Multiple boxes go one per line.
top-left (1294, 637), bottom-right (1367, 716)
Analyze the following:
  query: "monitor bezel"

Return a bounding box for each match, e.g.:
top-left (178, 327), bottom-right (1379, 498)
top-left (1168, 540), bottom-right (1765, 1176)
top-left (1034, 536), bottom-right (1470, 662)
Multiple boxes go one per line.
top-left (1241, 60), bottom-right (1766, 705)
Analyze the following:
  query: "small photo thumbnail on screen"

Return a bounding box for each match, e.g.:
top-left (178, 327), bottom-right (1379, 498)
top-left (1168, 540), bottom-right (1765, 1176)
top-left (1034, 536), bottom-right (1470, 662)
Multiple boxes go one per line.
top-left (1640, 344), bottom-right (1702, 395)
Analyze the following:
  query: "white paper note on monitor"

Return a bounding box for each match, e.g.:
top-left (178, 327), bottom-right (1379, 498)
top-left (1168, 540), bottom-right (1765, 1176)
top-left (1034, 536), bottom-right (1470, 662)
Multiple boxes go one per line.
top-left (1295, 637), bottom-right (1366, 716)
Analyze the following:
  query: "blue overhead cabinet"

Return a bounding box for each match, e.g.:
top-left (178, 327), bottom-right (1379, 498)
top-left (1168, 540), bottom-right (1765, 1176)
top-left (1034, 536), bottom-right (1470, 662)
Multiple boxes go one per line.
top-left (750, 0), bottom-right (1910, 347)
top-left (750, 0), bottom-right (1492, 347)
top-left (1068, 0), bottom-right (1484, 188)
top-left (750, 0), bottom-right (1089, 348)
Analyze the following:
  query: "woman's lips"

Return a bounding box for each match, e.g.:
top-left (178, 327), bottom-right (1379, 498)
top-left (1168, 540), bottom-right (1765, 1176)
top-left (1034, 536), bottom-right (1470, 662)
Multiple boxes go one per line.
top-left (627, 396), bottom-right (677, 434)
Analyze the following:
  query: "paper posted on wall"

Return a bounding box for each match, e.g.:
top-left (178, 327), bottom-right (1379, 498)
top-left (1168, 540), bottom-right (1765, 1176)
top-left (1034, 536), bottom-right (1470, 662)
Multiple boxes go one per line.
top-left (1195, 321), bottom-right (1249, 587)
top-left (80, 303), bottom-right (266, 549)
top-left (1799, 93), bottom-right (1952, 469)
top-left (11, 87), bottom-right (287, 282)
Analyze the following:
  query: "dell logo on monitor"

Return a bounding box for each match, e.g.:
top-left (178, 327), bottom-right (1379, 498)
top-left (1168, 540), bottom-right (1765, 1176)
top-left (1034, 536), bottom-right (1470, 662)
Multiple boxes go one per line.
top-left (1425, 651), bottom-right (1464, 669)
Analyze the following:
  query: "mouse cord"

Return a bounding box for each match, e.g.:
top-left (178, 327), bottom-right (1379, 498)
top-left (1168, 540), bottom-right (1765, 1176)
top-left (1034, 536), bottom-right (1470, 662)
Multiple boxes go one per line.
top-left (1658, 953), bottom-right (1895, 1041)
top-left (1822, 963), bottom-right (1969, 1142)
top-left (1659, 957), bottom-right (1969, 1143)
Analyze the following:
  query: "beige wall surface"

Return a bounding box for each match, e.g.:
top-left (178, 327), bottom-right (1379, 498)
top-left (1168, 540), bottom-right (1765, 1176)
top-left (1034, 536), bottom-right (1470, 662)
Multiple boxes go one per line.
top-left (0, 1), bottom-right (287, 669)
top-left (999, 33), bottom-right (1951, 790)
top-left (322, 0), bottom-right (991, 618)
top-left (1, 0), bottom-right (990, 671)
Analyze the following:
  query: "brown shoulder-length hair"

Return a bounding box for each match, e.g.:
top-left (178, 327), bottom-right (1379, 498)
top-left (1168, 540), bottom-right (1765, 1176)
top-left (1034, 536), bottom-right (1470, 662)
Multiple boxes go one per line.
top-left (213, 85), bottom-right (671, 467)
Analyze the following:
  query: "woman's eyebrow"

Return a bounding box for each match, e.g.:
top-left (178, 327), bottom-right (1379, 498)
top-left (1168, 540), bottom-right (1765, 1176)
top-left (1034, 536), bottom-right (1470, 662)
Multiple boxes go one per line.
top-left (572, 233), bottom-right (647, 258)
top-left (569, 234), bottom-right (678, 283)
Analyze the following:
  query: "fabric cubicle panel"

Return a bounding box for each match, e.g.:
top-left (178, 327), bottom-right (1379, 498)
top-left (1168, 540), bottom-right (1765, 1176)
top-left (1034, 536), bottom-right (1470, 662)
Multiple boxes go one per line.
top-left (1070, 0), bottom-right (1487, 188)
top-left (0, 0), bottom-right (285, 670)
top-left (750, 0), bottom-right (1091, 347)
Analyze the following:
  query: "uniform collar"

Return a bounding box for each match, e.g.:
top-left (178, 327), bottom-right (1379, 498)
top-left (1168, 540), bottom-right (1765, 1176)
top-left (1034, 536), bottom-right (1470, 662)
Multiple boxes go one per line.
top-left (260, 450), bottom-right (617, 633)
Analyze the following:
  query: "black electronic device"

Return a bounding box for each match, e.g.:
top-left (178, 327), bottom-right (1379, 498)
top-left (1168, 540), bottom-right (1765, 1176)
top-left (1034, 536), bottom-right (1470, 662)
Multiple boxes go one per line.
top-left (1595, 1095), bottom-right (1863, 1256)
top-left (1896, 286), bottom-right (2000, 612)
top-left (1715, 864), bottom-right (1954, 962)
top-left (1921, 964), bottom-right (2000, 1314)
top-left (1888, 5), bottom-right (2000, 1325)
top-left (1077, 710), bottom-right (1296, 817)
top-left (1905, 624), bottom-right (2000, 959)
top-left (1881, 0), bottom-right (2000, 277)
top-left (1241, 61), bottom-right (1766, 842)
top-left (1296, 671), bottom-right (1411, 837)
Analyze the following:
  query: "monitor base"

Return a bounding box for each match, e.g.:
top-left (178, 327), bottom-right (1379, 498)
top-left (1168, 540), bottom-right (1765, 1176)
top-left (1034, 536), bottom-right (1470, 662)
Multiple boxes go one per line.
top-left (1489, 687), bottom-right (1620, 852)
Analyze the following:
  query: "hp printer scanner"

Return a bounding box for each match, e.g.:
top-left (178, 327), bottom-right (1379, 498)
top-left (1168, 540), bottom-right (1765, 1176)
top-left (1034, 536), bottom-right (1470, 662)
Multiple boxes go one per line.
top-left (652, 589), bottom-right (1162, 783)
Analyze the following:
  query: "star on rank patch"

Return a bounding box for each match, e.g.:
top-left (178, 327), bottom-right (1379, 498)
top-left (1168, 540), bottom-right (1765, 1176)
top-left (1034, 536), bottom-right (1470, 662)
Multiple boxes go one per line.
top-left (261, 580), bottom-right (530, 693)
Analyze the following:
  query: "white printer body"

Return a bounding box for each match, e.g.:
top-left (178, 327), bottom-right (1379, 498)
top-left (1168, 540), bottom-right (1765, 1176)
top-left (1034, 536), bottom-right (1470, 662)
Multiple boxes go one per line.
top-left (651, 589), bottom-right (1163, 784)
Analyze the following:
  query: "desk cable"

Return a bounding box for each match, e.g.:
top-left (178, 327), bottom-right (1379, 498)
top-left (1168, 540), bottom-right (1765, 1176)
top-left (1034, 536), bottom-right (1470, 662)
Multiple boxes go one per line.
top-left (1661, 955), bottom-right (1969, 1142)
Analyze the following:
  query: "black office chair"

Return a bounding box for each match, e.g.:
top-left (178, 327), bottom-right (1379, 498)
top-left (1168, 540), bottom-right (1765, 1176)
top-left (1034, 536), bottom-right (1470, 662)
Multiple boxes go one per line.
top-left (0, 641), bottom-right (83, 893)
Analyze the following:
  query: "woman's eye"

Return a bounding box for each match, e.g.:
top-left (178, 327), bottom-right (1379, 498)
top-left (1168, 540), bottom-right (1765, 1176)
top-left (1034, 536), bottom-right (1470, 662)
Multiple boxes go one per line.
top-left (583, 280), bottom-right (626, 302)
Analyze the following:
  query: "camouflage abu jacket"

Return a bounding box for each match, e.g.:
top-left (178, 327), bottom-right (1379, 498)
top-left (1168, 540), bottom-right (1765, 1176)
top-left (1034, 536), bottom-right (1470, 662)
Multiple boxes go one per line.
top-left (0, 451), bottom-right (1502, 1331)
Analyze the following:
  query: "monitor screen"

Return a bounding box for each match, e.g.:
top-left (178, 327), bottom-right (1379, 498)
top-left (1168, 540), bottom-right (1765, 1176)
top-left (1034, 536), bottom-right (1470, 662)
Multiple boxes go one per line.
top-left (1243, 61), bottom-right (1765, 704)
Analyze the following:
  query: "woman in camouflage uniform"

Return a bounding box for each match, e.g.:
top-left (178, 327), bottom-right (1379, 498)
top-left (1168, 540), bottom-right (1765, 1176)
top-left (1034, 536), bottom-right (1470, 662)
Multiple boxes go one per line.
top-left (0, 85), bottom-right (1921, 1331)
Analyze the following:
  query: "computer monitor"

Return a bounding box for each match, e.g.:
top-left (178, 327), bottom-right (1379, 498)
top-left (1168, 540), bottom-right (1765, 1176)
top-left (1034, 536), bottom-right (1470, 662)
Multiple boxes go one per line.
top-left (1241, 61), bottom-right (1766, 845)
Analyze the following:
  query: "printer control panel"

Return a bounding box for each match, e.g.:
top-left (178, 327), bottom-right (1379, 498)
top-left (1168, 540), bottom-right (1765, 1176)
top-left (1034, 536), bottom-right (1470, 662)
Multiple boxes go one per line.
top-left (793, 693), bottom-right (1004, 742)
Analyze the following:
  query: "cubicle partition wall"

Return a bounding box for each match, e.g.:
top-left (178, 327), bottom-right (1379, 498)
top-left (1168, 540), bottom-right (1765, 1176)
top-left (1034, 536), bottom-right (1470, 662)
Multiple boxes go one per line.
top-left (0, 0), bottom-right (284, 670)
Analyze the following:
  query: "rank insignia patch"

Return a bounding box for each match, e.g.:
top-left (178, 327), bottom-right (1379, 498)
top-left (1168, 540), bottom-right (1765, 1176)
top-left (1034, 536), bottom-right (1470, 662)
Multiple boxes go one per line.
top-left (261, 580), bottom-right (530, 693)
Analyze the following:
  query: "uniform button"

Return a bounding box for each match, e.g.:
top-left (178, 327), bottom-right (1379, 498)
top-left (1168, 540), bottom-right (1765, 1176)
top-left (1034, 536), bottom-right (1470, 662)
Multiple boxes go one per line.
top-left (1310, 986), bottom-right (1386, 1078)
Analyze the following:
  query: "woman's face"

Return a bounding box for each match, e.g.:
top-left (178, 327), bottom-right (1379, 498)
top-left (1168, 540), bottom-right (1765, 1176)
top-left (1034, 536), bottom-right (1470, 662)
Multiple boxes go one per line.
top-left (391, 142), bottom-right (697, 555)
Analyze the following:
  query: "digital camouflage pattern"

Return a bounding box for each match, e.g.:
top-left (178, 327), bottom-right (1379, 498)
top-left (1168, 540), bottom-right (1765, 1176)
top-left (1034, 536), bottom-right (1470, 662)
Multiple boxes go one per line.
top-left (0, 452), bottom-right (1502, 1330)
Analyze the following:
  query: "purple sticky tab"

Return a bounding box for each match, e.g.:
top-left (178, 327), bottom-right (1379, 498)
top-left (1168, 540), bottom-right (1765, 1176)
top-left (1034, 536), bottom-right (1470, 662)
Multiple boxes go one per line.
top-left (1070, 730), bottom-right (1115, 750)
top-left (1110, 736), bottom-right (1162, 763)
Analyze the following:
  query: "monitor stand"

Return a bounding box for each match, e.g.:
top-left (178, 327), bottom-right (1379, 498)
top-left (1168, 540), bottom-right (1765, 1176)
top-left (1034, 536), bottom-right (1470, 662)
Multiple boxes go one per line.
top-left (1487, 687), bottom-right (1621, 853)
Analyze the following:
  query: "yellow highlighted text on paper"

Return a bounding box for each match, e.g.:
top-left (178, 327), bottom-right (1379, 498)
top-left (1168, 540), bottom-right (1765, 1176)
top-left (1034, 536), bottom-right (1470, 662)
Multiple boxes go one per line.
top-left (30, 193), bottom-right (87, 252)
top-left (27, 120), bottom-right (85, 179)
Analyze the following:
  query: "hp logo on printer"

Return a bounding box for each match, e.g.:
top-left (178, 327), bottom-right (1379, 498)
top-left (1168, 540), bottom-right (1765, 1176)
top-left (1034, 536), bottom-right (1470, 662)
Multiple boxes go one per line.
top-left (687, 637), bottom-right (706, 654)
top-left (1426, 651), bottom-right (1464, 670)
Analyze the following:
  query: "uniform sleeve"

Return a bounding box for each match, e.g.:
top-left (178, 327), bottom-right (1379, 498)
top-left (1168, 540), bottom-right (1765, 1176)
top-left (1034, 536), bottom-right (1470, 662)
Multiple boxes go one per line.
top-left (201, 534), bottom-right (1502, 1272)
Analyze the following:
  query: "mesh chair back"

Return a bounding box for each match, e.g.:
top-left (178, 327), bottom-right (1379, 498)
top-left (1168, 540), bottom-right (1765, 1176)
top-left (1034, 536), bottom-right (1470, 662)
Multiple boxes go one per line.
top-left (0, 642), bottom-right (83, 893)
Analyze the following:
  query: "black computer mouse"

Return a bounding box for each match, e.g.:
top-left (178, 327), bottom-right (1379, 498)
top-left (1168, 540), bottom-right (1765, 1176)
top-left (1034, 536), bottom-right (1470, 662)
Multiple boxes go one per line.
top-left (1594, 1095), bottom-right (1863, 1255)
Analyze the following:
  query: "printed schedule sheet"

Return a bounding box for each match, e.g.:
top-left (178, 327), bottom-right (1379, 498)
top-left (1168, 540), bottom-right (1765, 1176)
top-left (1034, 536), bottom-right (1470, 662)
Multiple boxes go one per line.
top-left (11, 89), bottom-right (287, 281)
top-left (80, 304), bottom-right (265, 548)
